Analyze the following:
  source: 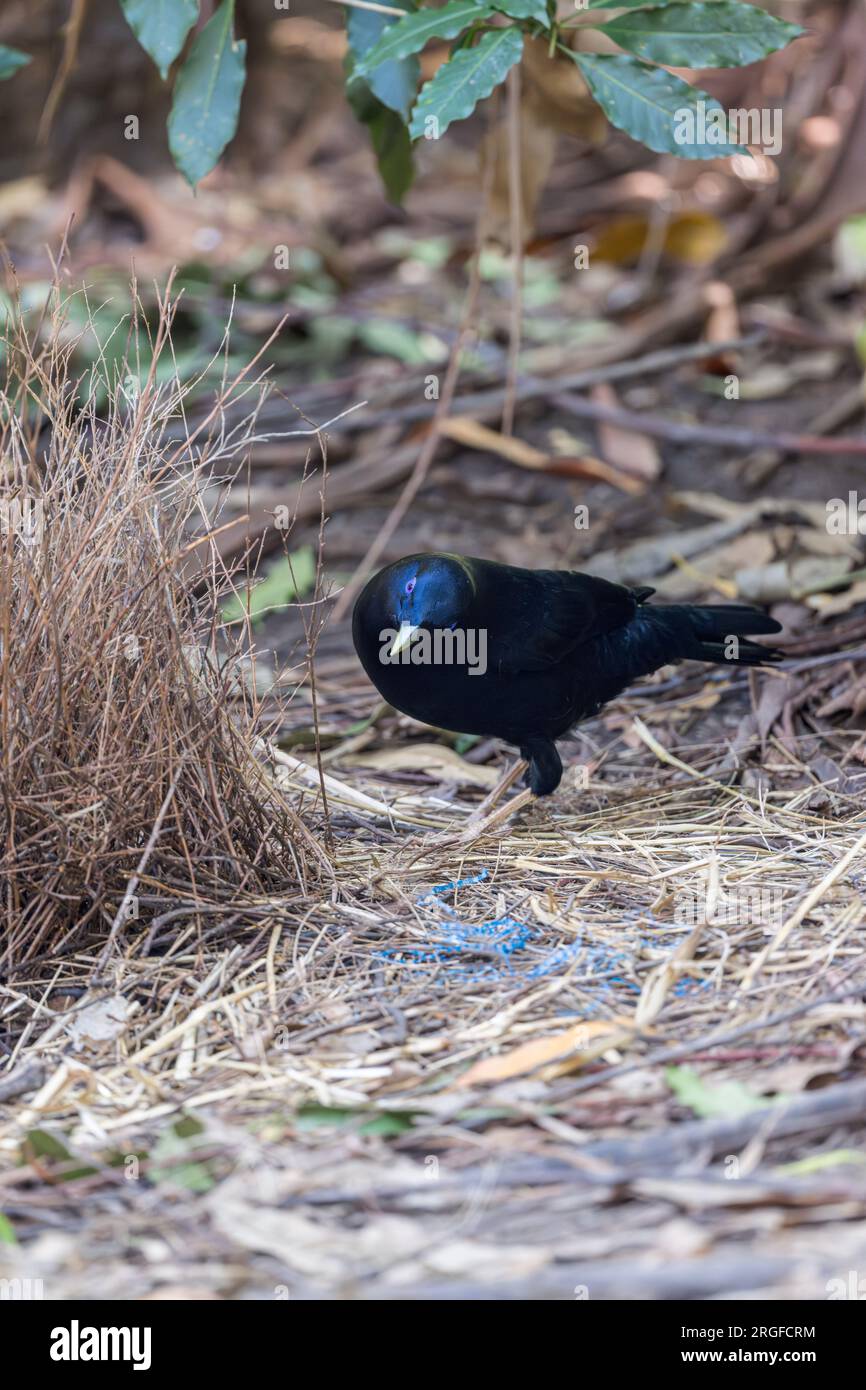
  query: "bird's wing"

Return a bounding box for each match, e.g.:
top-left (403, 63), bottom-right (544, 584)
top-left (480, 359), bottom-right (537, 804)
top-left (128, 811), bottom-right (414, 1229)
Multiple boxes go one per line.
top-left (494, 569), bottom-right (641, 674)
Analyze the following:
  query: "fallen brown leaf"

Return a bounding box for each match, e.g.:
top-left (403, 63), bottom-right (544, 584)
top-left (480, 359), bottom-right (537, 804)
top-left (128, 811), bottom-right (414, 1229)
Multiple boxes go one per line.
top-left (346, 743), bottom-right (499, 789)
top-left (457, 1018), bottom-right (635, 1087)
top-left (591, 382), bottom-right (662, 481)
top-left (439, 416), bottom-right (644, 493)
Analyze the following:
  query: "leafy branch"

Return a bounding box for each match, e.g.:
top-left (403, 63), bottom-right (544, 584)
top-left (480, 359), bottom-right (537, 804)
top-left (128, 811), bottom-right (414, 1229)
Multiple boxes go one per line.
top-left (347, 0), bottom-right (804, 199)
top-left (0, 1), bottom-right (804, 195)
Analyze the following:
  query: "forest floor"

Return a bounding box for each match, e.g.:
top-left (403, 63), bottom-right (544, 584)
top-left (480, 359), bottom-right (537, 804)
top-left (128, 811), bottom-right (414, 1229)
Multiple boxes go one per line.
top-left (3, 3), bottom-right (866, 1300)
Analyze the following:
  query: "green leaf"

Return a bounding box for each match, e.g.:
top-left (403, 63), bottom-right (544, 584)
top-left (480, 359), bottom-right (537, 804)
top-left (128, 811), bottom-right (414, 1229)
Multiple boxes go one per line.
top-left (295, 1104), bottom-right (355, 1129)
top-left (343, 708), bottom-right (387, 737)
top-left (23, 1128), bottom-right (73, 1162)
top-left (353, 1), bottom-right (496, 78)
top-left (168, 0), bottom-right (246, 187)
top-left (347, 4), bottom-right (418, 120)
top-left (667, 1065), bottom-right (765, 1119)
top-left (409, 28), bottom-right (524, 141)
top-left (586, 0), bottom-right (676, 8)
top-left (358, 318), bottom-right (444, 363)
top-left (0, 45), bottom-right (30, 80)
top-left (346, 13), bottom-right (416, 203)
top-left (777, 1149), bottom-right (866, 1177)
top-left (570, 53), bottom-right (745, 158)
top-left (149, 1122), bottom-right (214, 1192)
top-left (0, 1212), bottom-right (17, 1245)
top-left (347, 83), bottom-right (411, 199)
top-left (119, 0), bottom-right (199, 80)
top-left (837, 214), bottom-right (866, 285)
top-left (599, 2), bottom-right (803, 69)
top-left (360, 1111), bottom-right (415, 1137)
top-left (173, 1114), bottom-right (205, 1139)
top-left (366, 105), bottom-right (415, 202)
top-left (492, 0), bottom-right (549, 22)
top-left (221, 545), bottom-right (316, 628)
top-left (454, 733), bottom-right (481, 754)
top-left (294, 1105), bottom-right (415, 1136)
top-left (21, 1128), bottom-right (99, 1180)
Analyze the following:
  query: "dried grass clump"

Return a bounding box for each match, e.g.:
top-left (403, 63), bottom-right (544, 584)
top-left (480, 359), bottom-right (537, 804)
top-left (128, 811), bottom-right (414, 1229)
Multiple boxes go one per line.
top-left (0, 282), bottom-right (318, 974)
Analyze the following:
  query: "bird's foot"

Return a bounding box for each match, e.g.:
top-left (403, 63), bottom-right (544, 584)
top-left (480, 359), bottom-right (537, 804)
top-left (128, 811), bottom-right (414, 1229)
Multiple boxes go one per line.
top-left (519, 739), bottom-right (563, 797)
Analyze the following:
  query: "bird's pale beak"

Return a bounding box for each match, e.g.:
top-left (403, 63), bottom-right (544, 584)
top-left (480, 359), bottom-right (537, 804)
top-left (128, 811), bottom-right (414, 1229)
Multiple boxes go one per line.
top-left (389, 621), bottom-right (419, 658)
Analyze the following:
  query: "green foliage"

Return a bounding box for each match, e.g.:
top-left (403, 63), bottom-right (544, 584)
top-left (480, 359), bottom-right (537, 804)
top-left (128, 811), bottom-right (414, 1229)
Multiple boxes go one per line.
top-left (352, 3), bottom-right (496, 78)
top-left (346, 4), bottom-right (419, 202)
top-left (222, 545), bottom-right (317, 629)
top-left (777, 1149), bottom-right (866, 1177)
top-left (119, 0), bottom-right (198, 79)
top-left (11, 0), bottom-right (807, 190)
top-left (409, 27), bottom-right (525, 140)
top-left (492, 0), bottom-right (549, 22)
top-left (295, 1104), bottom-right (416, 1136)
top-left (357, 97), bottom-right (415, 203)
top-left (0, 44), bottom-right (30, 80)
top-left (570, 53), bottom-right (744, 158)
top-left (666, 1065), bottom-right (766, 1118)
top-left (347, 5), bottom-right (420, 119)
top-left (598, 2), bottom-right (802, 70)
top-left (20, 1127), bottom-right (100, 1180)
top-left (149, 1116), bottom-right (215, 1192)
top-left (586, 0), bottom-right (676, 7)
top-left (168, 0), bottom-right (246, 187)
top-left (349, 0), bottom-right (802, 191)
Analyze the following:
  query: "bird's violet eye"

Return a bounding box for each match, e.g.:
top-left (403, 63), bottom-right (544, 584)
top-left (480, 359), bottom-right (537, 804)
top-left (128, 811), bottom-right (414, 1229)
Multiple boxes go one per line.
top-left (405, 578), bottom-right (416, 595)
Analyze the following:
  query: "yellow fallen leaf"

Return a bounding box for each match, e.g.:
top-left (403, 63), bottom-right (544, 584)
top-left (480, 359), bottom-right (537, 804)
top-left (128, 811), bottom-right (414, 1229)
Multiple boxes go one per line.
top-left (438, 416), bottom-right (548, 469)
top-left (457, 1018), bottom-right (635, 1087)
top-left (665, 211), bottom-right (729, 265)
top-left (592, 211), bottom-right (728, 267)
top-left (439, 417), bottom-right (644, 493)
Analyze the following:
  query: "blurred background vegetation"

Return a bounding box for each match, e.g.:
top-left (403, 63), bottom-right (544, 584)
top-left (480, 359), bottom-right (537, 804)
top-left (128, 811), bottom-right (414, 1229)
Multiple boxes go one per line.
top-left (2, 0), bottom-right (866, 661)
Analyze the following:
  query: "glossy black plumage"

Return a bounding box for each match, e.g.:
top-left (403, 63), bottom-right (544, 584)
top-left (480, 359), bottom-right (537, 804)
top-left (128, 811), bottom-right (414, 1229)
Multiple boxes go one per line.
top-left (352, 552), bottom-right (783, 796)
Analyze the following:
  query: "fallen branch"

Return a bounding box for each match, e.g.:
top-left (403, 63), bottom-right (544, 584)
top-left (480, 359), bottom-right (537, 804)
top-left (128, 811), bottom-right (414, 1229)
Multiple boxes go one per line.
top-left (551, 392), bottom-right (866, 456)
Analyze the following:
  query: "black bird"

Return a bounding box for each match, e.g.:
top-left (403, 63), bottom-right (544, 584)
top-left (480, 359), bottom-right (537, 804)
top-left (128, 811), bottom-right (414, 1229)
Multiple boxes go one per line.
top-left (352, 553), bottom-right (783, 796)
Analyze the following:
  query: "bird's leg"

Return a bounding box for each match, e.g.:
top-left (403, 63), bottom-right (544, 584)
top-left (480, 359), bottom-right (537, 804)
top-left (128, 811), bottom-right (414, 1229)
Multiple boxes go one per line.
top-left (520, 738), bottom-right (563, 796)
top-left (467, 755), bottom-right (528, 824)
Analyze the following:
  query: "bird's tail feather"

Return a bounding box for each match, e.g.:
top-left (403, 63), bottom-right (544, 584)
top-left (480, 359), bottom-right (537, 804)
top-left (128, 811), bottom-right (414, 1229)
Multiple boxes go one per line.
top-left (660, 603), bottom-right (783, 667)
top-left (591, 601), bottom-right (783, 700)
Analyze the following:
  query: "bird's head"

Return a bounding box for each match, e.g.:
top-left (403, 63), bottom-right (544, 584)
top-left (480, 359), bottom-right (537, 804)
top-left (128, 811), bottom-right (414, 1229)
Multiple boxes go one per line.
top-left (361, 553), bottom-right (477, 657)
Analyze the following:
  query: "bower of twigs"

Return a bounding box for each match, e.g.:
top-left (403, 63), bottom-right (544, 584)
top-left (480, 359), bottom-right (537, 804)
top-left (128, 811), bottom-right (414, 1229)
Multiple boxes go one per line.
top-left (0, 287), bottom-right (331, 975)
